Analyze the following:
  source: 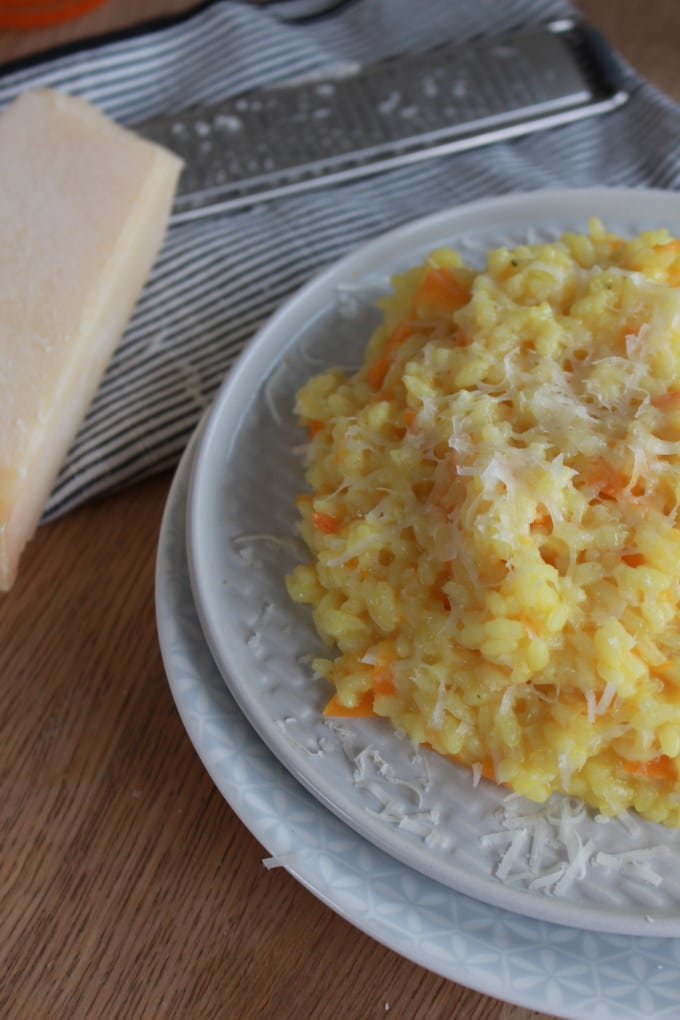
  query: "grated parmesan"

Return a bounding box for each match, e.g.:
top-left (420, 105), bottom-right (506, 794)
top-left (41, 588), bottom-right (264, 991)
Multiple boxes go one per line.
top-left (287, 222), bottom-right (680, 832)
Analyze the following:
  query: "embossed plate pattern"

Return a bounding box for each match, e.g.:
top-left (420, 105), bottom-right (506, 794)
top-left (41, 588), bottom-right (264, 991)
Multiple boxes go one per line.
top-left (158, 426), bottom-right (680, 1020)
top-left (185, 189), bottom-right (680, 936)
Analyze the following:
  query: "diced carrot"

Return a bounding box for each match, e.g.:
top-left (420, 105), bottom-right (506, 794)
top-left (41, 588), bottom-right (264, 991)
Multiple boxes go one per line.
top-left (323, 690), bottom-right (375, 718)
top-left (583, 459), bottom-right (629, 500)
top-left (366, 321), bottom-right (411, 390)
top-left (479, 757), bottom-right (498, 782)
top-left (413, 267), bottom-right (469, 318)
top-left (531, 507), bottom-right (552, 532)
top-left (403, 408), bottom-right (417, 428)
top-left (366, 355), bottom-right (389, 391)
top-left (622, 754), bottom-right (677, 782)
top-left (307, 419), bottom-right (324, 437)
top-left (312, 510), bottom-right (340, 534)
top-left (386, 320), bottom-right (412, 353)
top-left (653, 241), bottom-right (680, 285)
top-left (621, 552), bottom-right (645, 567)
top-left (655, 240), bottom-right (680, 255)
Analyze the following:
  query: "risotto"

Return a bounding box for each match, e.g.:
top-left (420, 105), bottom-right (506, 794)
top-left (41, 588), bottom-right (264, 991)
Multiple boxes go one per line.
top-left (285, 219), bottom-right (680, 828)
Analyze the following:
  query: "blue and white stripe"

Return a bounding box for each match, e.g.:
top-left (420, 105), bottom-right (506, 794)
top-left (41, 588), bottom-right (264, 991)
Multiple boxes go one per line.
top-left (0, 0), bottom-right (677, 519)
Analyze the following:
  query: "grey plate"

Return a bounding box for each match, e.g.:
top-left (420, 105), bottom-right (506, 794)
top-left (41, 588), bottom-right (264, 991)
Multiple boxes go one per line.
top-left (186, 188), bottom-right (680, 936)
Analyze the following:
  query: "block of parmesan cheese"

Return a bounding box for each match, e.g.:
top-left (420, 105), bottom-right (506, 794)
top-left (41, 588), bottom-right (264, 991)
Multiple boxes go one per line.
top-left (0, 89), bottom-right (182, 591)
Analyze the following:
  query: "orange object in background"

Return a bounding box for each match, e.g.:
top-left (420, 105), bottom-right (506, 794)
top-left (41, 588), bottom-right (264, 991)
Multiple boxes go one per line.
top-left (0, 0), bottom-right (107, 28)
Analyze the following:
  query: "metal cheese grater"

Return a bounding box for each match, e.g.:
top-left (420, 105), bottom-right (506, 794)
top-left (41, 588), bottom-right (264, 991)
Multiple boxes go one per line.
top-left (137, 18), bottom-right (628, 222)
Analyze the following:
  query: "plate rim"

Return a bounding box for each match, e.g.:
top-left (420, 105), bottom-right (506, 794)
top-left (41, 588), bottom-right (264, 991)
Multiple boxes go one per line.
top-left (157, 421), bottom-right (680, 1020)
top-left (186, 186), bottom-right (680, 937)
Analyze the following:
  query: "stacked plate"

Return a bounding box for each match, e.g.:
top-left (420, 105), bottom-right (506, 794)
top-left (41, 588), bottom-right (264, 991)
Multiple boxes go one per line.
top-left (156, 188), bottom-right (680, 1020)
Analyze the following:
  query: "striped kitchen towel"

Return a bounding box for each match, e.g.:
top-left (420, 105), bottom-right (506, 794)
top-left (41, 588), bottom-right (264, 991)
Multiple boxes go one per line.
top-left (1, 0), bottom-right (679, 520)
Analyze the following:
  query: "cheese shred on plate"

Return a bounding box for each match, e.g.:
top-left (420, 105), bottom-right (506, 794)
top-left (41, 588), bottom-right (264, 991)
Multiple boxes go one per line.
top-left (285, 219), bottom-right (680, 829)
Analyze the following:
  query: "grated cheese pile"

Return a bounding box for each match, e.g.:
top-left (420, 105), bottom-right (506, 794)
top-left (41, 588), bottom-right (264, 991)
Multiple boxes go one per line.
top-left (285, 219), bottom-right (680, 829)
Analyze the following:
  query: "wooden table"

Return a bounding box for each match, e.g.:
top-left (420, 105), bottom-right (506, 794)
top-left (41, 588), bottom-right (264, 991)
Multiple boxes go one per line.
top-left (1, 3), bottom-right (679, 1018)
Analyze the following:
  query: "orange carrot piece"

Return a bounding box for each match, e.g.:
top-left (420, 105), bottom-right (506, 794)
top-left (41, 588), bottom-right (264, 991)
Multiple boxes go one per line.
top-left (622, 755), bottom-right (677, 782)
top-left (655, 240), bottom-right (680, 254)
top-left (413, 267), bottom-right (469, 317)
top-left (653, 241), bottom-right (680, 285)
top-left (366, 321), bottom-right (411, 390)
top-left (531, 507), bottom-right (552, 532)
top-left (307, 419), bottom-right (324, 437)
top-left (583, 459), bottom-right (629, 500)
top-left (323, 690), bottom-right (375, 717)
top-left (621, 552), bottom-right (645, 567)
top-left (324, 659), bottom-right (395, 719)
top-left (312, 510), bottom-right (340, 534)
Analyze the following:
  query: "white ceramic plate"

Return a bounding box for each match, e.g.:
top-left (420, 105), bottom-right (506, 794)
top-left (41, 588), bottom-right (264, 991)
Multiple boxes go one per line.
top-left (186, 189), bottom-right (680, 936)
top-left (158, 425), bottom-right (680, 1020)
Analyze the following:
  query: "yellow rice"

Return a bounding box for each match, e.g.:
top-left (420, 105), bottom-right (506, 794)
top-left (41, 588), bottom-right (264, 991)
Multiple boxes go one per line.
top-left (285, 218), bottom-right (680, 828)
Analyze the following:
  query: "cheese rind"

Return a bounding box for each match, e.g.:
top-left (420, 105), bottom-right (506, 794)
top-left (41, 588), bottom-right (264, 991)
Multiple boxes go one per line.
top-left (0, 89), bottom-right (182, 590)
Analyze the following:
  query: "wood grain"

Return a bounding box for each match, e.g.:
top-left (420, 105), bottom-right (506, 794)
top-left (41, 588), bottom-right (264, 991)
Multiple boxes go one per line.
top-left (1, 3), bottom-right (678, 1018)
